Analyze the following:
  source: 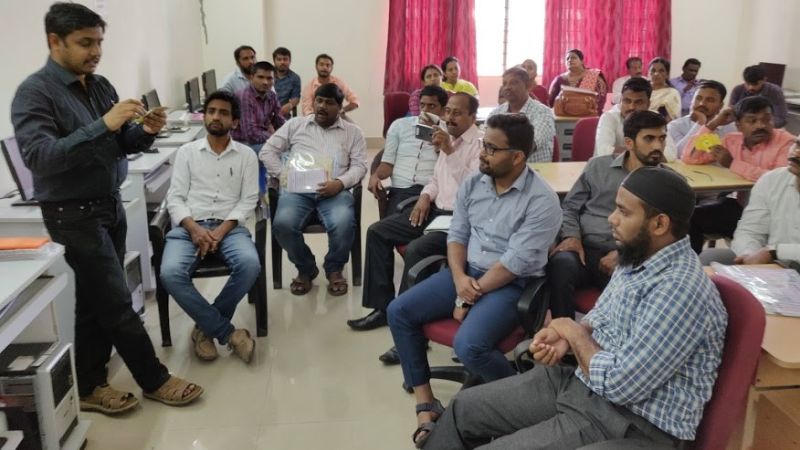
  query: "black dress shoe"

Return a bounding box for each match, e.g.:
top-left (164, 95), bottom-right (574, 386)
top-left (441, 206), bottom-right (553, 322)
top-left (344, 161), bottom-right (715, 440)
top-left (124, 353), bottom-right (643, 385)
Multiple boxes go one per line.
top-left (379, 346), bottom-right (400, 365)
top-left (347, 309), bottom-right (388, 331)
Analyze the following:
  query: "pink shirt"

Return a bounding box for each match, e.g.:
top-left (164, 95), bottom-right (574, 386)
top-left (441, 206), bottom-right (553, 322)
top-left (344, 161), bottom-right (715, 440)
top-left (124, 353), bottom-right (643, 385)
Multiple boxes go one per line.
top-left (681, 126), bottom-right (794, 181)
top-left (421, 125), bottom-right (483, 210)
top-left (301, 75), bottom-right (359, 115)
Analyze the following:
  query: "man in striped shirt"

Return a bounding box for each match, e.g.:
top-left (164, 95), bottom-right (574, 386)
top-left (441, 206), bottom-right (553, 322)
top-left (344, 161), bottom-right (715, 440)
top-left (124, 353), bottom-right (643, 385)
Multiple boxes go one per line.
top-left (260, 83), bottom-right (367, 297)
top-left (423, 167), bottom-right (727, 449)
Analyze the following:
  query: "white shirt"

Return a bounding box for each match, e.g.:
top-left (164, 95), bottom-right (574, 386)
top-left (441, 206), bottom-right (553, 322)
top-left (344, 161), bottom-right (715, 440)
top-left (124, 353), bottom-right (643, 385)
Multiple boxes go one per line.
top-left (220, 68), bottom-right (250, 94)
top-left (166, 137), bottom-right (259, 226)
top-left (489, 97), bottom-right (555, 162)
top-left (594, 105), bottom-right (677, 160)
top-left (732, 167), bottom-right (800, 260)
top-left (381, 116), bottom-right (439, 188)
top-left (667, 115), bottom-right (738, 159)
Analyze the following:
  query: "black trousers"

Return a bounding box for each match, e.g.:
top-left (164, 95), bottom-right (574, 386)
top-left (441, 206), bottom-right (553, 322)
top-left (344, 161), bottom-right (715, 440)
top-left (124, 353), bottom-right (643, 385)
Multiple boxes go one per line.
top-left (361, 201), bottom-right (449, 310)
top-left (546, 246), bottom-right (612, 319)
top-left (688, 197), bottom-right (743, 253)
top-left (40, 194), bottom-right (169, 396)
top-left (385, 185), bottom-right (423, 218)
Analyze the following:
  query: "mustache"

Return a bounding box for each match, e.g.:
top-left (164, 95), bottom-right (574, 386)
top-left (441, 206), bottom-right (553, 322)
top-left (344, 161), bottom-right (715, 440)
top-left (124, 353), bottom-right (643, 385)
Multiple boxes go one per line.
top-left (752, 129), bottom-right (768, 135)
top-left (789, 156), bottom-right (800, 165)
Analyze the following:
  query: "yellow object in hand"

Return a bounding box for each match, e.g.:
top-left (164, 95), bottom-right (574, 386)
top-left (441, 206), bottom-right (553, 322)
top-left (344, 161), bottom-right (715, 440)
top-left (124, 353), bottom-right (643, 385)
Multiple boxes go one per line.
top-left (695, 133), bottom-right (722, 152)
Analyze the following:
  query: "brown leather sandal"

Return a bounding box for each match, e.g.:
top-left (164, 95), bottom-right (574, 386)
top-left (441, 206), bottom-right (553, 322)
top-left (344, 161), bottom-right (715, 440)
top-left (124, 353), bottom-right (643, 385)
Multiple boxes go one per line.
top-left (143, 376), bottom-right (204, 406)
top-left (290, 267), bottom-right (320, 295)
top-left (326, 271), bottom-right (348, 296)
top-left (80, 384), bottom-right (139, 415)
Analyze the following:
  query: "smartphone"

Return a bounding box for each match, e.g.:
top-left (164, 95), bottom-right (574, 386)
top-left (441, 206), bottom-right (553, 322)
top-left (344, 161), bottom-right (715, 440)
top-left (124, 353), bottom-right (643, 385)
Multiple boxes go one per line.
top-left (415, 123), bottom-right (435, 142)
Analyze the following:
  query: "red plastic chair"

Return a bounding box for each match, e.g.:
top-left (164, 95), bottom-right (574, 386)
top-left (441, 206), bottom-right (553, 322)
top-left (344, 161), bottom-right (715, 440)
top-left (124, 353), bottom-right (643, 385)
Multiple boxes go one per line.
top-left (552, 136), bottom-right (560, 162)
top-left (574, 287), bottom-right (602, 314)
top-left (530, 85), bottom-right (549, 104)
top-left (383, 92), bottom-right (411, 137)
top-left (571, 117), bottom-right (600, 162)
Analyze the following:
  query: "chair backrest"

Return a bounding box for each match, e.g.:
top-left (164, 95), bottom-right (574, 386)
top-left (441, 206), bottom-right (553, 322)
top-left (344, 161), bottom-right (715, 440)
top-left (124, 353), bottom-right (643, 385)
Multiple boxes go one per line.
top-left (692, 275), bottom-right (766, 450)
top-left (531, 85), bottom-right (549, 104)
top-left (571, 117), bottom-right (599, 161)
top-left (383, 92), bottom-right (411, 137)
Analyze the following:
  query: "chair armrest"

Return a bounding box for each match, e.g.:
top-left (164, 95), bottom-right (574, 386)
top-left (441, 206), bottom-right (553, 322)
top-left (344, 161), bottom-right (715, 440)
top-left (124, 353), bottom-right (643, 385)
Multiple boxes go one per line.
top-left (516, 277), bottom-right (549, 335)
top-left (406, 254), bottom-right (448, 288)
top-left (148, 200), bottom-right (170, 241)
top-left (395, 195), bottom-right (420, 213)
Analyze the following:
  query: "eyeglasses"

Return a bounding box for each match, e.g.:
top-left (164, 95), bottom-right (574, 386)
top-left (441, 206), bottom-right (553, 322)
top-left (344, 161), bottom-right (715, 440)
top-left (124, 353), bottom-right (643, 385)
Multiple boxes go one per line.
top-left (480, 139), bottom-right (518, 156)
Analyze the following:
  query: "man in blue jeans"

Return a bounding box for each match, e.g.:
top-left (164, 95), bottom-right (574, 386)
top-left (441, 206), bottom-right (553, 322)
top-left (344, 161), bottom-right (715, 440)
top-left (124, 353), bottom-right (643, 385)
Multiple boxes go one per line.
top-left (388, 113), bottom-right (562, 448)
top-left (162, 90), bottom-right (260, 363)
top-left (260, 83), bottom-right (367, 296)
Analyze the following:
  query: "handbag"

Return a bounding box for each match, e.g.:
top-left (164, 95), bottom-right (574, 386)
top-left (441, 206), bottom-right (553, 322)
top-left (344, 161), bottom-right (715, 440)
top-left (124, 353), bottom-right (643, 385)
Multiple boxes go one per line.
top-left (553, 86), bottom-right (597, 117)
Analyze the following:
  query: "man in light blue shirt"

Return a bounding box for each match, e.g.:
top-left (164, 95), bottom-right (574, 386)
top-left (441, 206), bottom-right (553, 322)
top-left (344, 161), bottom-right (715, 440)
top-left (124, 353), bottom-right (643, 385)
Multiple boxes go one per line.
top-left (388, 113), bottom-right (561, 448)
top-left (667, 80), bottom-right (736, 158)
top-left (423, 167), bottom-right (727, 449)
top-left (220, 45), bottom-right (256, 94)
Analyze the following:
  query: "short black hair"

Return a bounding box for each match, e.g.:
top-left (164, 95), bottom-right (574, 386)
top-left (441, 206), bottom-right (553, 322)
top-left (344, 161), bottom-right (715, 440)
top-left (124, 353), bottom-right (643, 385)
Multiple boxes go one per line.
top-left (45, 2), bottom-right (106, 47)
top-left (316, 53), bottom-right (334, 65)
top-left (419, 64), bottom-right (443, 82)
top-left (623, 110), bottom-right (667, 140)
top-left (734, 95), bottom-right (773, 120)
top-left (272, 47), bottom-right (291, 59)
top-left (696, 80), bottom-right (727, 102)
top-left (451, 92), bottom-right (479, 115)
top-left (683, 58), bottom-right (701, 69)
top-left (621, 77), bottom-right (653, 98)
top-left (642, 202), bottom-right (691, 240)
top-left (567, 49), bottom-right (585, 61)
top-left (419, 85), bottom-right (448, 107)
top-left (234, 45), bottom-right (256, 62)
top-left (252, 61), bottom-right (275, 75)
top-left (203, 90), bottom-right (241, 120)
top-left (648, 57), bottom-right (671, 74)
top-left (625, 56), bottom-right (642, 69)
top-left (502, 67), bottom-right (530, 84)
top-left (315, 83), bottom-right (344, 106)
top-left (441, 56), bottom-right (459, 72)
top-left (486, 114), bottom-right (534, 158)
top-left (743, 65), bottom-right (766, 83)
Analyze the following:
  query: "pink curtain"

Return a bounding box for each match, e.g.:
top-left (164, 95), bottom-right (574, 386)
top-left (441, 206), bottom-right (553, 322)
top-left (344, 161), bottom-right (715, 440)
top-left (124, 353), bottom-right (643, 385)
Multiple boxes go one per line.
top-left (542, 0), bottom-right (671, 87)
top-left (384, 0), bottom-right (478, 94)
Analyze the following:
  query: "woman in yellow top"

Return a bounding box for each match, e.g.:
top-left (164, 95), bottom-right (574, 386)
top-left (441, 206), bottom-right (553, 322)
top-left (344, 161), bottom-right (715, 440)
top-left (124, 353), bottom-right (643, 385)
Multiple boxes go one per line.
top-left (648, 57), bottom-right (682, 122)
top-left (440, 56), bottom-right (478, 97)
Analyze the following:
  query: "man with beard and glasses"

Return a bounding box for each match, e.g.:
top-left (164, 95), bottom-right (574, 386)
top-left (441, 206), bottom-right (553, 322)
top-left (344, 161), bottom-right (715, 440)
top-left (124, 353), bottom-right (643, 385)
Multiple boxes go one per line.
top-left (387, 113), bottom-right (561, 448)
top-left (300, 53), bottom-right (359, 116)
top-left (161, 90), bottom-right (259, 364)
top-left (547, 110), bottom-right (666, 319)
top-left (11, 2), bottom-right (202, 414)
top-left (684, 96), bottom-right (795, 253)
top-left (261, 83), bottom-right (367, 297)
top-left (669, 80), bottom-right (736, 159)
top-left (422, 167), bottom-right (727, 450)
top-left (594, 77), bottom-right (678, 160)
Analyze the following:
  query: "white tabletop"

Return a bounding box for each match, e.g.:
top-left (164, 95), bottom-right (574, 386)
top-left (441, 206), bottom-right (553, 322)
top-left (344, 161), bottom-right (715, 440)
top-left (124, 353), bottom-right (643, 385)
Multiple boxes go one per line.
top-left (128, 146), bottom-right (177, 174)
top-left (0, 195), bottom-right (139, 222)
top-left (0, 245), bottom-right (64, 306)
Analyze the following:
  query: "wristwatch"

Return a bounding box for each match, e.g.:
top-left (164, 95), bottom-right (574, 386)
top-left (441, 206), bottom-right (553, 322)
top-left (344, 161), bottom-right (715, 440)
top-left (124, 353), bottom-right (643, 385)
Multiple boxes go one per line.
top-left (455, 296), bottom-right (471, 308)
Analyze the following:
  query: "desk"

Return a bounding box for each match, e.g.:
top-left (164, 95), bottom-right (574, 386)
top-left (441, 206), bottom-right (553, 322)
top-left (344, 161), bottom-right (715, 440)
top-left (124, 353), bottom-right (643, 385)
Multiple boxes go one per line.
top-left (153, 125), bottom-right (205, 148)
top-left (554, 116), bottom-right (581, 161)
top-left (704, 265), bottom-right (800, 449)
top-left (530, 161), bottom-right (754, 196)
top-left (0, 247), bottom-right (90, 448)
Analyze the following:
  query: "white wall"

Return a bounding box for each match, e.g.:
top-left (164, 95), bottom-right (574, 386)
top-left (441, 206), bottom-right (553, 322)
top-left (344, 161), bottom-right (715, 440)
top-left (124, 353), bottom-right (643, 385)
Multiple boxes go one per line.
top-left (0, 0), bottom-right (204, 195)
top-left (200, 0), bottom-right (267, 88)
top-left (671, 0), bottom-right (800, 94)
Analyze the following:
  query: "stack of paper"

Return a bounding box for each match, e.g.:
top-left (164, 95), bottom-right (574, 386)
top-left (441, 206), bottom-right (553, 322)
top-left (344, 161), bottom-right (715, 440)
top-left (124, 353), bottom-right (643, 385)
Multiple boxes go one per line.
top-left (712, 263), bottom-right (800, 317)
top-left (0, 237), bottom-right (58, 261)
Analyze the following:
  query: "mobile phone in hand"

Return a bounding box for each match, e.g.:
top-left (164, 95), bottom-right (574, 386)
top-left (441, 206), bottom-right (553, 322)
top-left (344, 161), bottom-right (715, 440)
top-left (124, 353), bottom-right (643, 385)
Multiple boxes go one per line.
top-left (415, 124), bottom-right (435, 142)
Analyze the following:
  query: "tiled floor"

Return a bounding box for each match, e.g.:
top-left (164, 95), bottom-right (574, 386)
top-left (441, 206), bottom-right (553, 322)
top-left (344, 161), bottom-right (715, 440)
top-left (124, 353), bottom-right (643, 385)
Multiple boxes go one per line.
top-left (84, 150), bottom-right (463, 449)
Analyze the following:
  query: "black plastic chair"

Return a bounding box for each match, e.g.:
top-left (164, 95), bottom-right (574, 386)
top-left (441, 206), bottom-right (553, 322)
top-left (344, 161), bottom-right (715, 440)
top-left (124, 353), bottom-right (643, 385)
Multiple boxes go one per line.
top-left (149, 201), bottom-right (268, 347)
top-left (268, 185), bottom-right (363, 289)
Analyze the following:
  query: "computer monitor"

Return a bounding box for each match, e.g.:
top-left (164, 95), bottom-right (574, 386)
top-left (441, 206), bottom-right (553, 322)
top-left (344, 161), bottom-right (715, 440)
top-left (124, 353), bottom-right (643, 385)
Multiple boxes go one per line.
top-left (141, 89), bottom-right (161, 110)
top-left (201, 70), bottom-right (217, 98)
top-left (758, 62), bottom-right (786, 87)
top-left (184, 77), bottom-right (202, 113)
top-left (1, 136), bottom-right (36, 203)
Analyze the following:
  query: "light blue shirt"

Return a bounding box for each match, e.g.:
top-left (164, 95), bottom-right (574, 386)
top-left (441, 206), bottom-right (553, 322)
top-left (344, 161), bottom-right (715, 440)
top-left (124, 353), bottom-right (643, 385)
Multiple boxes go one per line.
top-left (669, 76), bottom-right (698, 117)
top-left (220, 68), bottom-right (250, 94)
top-left (489, 98), bottom-right (555, 162)
top-left (667, 115), bottom-right (737, 159)
top-left (577, 237), bottom-right (728, 440)
top-left (381, 116), bottom-right (439, 189)
top-left (447, 167), bottom-right (561, 277)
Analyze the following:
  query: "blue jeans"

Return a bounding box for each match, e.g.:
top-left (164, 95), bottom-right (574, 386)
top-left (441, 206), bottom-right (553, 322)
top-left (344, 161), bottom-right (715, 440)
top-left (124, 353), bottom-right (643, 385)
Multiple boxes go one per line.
top-left (387, 267), bottom-right (524, 388)
top-left (272, 190), bottom-right (355, 275)
top-left (160, 224), bottom-right (261, 343)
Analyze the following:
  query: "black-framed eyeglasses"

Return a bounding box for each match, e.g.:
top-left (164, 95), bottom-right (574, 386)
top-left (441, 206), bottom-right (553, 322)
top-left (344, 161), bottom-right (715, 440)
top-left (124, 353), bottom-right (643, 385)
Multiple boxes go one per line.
top-left (480, 138), bottom-right (519, 156)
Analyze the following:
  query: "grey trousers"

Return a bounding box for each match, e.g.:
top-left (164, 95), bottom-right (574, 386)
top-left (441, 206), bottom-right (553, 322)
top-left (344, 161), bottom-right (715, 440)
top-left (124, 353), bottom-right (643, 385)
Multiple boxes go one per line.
top-left (422, 365), bottom-right (681, 450)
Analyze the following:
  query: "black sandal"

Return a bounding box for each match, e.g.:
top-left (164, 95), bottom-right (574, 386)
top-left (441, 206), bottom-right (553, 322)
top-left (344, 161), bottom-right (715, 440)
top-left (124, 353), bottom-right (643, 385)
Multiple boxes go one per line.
top-left (412, 399), bottom-right (445, 448)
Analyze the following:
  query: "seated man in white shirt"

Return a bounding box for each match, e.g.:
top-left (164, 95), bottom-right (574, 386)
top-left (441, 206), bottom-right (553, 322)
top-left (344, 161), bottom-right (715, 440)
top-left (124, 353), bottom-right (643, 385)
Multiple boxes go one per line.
top-left (595, 77), bottom-right (677, 160)
top-left (668, 80), bottom-right (737, 159)
top-left (161, 91), bottom-right (260, 363)
top-left (489, 67), bottom-right (555, 162)
top-left (610, 57), bottom-right (642, 104)
top-left (261, 83), bottom-right (368, 297)
top-left (701, 144), bottom-right (800, 265)
top-left (220, 45), bottom-right (256, 94)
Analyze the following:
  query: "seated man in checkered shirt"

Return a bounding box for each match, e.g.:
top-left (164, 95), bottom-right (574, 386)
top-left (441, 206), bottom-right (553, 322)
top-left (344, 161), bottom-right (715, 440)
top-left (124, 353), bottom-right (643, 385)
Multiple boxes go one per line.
top-left (422, 167), bottom-right (728, 450)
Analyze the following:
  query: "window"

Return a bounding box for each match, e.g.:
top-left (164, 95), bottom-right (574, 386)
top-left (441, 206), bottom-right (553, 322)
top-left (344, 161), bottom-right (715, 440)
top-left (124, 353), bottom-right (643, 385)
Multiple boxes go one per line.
top-left (475, 0), bottom-right (546, 77)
